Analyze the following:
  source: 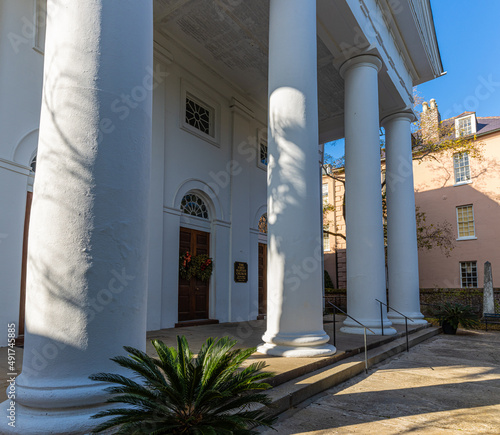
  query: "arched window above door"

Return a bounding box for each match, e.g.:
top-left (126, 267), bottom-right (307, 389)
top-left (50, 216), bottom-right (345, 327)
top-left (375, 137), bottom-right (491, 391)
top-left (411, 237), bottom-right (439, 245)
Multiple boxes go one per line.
top-left (180, 193), bottom-right (209, 219)
top-left (258, 213), bottom-right (267, 234)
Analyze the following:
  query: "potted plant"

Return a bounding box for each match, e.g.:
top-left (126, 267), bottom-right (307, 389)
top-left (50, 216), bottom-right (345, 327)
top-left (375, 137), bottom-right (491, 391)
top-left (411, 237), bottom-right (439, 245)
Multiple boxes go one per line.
top-left (434, 302), bottom-right (479, 334)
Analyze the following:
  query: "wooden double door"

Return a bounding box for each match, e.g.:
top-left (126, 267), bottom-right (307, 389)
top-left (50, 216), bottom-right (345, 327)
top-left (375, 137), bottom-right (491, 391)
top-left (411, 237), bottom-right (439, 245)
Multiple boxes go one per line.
top-left (178, 227), bottom-right (210, 322)
top-left (258, 243), bottom-right (267, 318)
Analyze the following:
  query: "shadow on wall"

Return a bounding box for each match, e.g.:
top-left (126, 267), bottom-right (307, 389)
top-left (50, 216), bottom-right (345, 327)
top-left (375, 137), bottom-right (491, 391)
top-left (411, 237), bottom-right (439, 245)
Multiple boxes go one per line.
top-left (21, 40), bottom-right (150, 381)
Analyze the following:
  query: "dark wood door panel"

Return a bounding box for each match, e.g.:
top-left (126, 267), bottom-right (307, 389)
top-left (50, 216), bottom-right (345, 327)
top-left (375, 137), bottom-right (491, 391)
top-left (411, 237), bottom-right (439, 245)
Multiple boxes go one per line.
top-left (258, 243), bottom-right (267, 317)
top-left (178, 227), bottom-right (210, 322)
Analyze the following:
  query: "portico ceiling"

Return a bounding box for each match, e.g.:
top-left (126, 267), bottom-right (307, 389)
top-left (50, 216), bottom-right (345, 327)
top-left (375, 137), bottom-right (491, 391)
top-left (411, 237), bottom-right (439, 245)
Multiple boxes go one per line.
top-left (154, 0), bottom-right (343, 136)
top-left (153, 0), bottom-right (442, 142)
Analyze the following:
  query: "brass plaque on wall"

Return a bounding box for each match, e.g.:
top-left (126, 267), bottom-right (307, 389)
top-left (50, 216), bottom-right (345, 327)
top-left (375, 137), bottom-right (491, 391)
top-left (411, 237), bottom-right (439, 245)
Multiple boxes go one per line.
top-left (234, 262), bottom-right (248, 283)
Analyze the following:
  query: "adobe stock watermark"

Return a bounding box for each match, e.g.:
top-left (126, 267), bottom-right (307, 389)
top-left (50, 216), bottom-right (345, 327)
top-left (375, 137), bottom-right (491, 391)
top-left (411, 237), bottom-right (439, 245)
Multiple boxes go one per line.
top-left (21, 267), bottom-right (135, 378)
top-left (202, 134), bottom-right (260, 197)
top-left (97, 64), bottom-right (169, 145)
top-left (385, 155), bottom-right (412, 193)
top-left (283, 241), bottom-right (324, 293)
top-left (441, 74), bottom-right (500, 119)
top-left (6, 323), bottom-right (17, 429)
top-left (6, 0), bottom-right (59, 54)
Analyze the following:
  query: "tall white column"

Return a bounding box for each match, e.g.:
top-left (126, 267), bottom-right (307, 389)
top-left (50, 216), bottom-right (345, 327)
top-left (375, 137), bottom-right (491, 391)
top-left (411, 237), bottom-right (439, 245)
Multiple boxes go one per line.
top-left (1, 1), bottom-right (153, 433)
top-left (383, 113), bottom-right (426, 325)
top-left (340, 55), bottom-right (396, 335)
top-left (257, 0), bottom-right (335, 357)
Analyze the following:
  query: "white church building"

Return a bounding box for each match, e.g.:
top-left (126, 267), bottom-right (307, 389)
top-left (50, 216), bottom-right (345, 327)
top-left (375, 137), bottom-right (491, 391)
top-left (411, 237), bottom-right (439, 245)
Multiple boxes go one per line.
top-left (0, 0), bottom-right (443, 432)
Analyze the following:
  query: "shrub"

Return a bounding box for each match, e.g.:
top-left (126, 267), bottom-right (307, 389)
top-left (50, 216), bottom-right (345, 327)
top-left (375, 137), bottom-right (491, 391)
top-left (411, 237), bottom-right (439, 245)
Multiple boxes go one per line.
top-left (434, 302), bottom-right (480, 330)
top-left (89, 336), bottom-right (275, 434)
top-left (324, 270), bottom-right (334, 289)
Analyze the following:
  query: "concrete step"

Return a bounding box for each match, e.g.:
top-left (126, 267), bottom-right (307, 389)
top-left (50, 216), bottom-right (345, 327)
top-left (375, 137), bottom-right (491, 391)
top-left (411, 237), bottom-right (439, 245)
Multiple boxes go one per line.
top-left (260, 326), bottom-right (441, 418)
top-left (265, 322), bottom-right (434, 389)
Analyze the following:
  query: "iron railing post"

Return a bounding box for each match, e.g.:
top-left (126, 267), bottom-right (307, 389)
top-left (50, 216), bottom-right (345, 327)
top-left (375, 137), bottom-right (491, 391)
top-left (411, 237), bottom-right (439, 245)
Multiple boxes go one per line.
top-left (405, 317), bottom-right (409, 352)
top-left (324, 300), bottom-right (375, 374)
top-left (375, 298), bottom-right (415, 352)
top-left (364, 327), bottom-right (368, 374)
top-left (380, 300), bottom-right (384, 336)
top-left (333, 305), bottom-right (337, 347)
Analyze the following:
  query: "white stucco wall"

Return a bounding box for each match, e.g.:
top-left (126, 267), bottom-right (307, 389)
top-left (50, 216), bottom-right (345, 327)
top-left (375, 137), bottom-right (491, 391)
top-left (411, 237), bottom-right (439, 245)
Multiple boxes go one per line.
top-left (0, 8), bottom-right (269, 343)
top-left (0, 0), bottom-right (45, 346)
top-left (0, 0), bottom-right (44, 162)
top-left (152, 35), bottom-right (268, 327)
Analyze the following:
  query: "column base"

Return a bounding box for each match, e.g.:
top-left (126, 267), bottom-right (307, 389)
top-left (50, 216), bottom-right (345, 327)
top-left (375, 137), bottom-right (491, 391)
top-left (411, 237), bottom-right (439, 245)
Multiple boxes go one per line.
top-left (388, 311), bottom-right (427, 325)
top-left (340, 318), bottom-right (397, 335)
top-left (257, 342), bottom-right (336, 357)
top-left (0, 400), bottom-right (112, 435)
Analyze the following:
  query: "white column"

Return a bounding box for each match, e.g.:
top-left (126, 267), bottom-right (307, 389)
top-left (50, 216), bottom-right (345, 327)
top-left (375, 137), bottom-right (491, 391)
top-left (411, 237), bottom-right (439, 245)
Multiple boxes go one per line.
top-left (257, 0), bottom-right (335, 357)
top-left (1, 1), bottom-right (153, 433)
top-left (382, 112), bottom-right (426, 324)
top-left (340, 55), bottom-right (396, 335)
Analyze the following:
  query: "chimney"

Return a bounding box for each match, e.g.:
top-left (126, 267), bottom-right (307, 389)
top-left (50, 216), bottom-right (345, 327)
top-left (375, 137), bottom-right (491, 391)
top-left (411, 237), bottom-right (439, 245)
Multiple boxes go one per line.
top-left (420, 98), bottom-right (440, 144)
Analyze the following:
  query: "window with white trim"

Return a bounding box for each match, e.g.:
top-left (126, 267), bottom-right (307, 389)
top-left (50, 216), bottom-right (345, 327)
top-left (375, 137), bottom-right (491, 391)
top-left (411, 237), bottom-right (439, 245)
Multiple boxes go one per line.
top-left (456, 205), bottom-right (475, 239)
top-left (180, 193), bottom-right (209, 219)
top-left (323, 226), bottom-right (330, 251)
top-left (180, 81), bottom-right (220, 146)
top-left (458, 117), bottom-right (472, 136)
top-left (453, 152), bottom-right (471, 184)
top-left (322, 183), bottom-right (328, 204)
top-left (185, 94), bottom-right (214, 137)
top-left (34, 0), bottom-right (47, 53)
top-left (455, 114), bottom-right (476, 137)
top-left (460, 261), bottom-right (477, 288)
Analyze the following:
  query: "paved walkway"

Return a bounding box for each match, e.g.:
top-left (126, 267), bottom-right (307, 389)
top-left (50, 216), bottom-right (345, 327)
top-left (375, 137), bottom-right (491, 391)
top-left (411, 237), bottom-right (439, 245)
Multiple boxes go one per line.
top-left (0, 317), bottom-right (424, 403)
top-left (261, 329), bottom-right (500, 434)
top-left (4, 321), bottom-right (498, 434)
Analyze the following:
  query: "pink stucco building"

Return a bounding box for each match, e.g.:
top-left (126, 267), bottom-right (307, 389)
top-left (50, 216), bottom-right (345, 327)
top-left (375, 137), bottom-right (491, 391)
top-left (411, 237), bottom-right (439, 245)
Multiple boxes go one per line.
top-left (413, 100), bottom-right (500, 289)
top-left (323, 100), bottom-right (500, 290)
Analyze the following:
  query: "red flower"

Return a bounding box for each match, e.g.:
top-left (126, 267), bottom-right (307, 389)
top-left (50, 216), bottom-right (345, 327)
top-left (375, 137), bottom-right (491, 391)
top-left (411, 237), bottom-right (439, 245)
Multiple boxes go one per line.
top-left (182, 251), bottom-right (192, 268)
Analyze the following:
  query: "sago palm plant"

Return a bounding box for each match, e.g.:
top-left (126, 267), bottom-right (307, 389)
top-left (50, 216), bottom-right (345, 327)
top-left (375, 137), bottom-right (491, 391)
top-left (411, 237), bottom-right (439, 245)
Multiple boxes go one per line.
top-left (89, 335), bottom-right (275, 434)
top-left (434, 302), bottom-right (480, 333)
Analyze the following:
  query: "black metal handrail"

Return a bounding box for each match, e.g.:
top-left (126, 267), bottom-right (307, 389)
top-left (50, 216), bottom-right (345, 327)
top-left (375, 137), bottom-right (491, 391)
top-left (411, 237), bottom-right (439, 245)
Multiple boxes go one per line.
top-left (325, 300), bottom-right (375, 373)
top-left (375, 299), bottom-right (414, 352)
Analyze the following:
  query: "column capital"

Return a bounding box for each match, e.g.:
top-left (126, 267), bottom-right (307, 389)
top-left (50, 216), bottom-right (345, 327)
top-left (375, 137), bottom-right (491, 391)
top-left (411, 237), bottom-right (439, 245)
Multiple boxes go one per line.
top-left (339, 54), bottom-right (383, 78)
top-left (381, 111), bottom-right (416, 126)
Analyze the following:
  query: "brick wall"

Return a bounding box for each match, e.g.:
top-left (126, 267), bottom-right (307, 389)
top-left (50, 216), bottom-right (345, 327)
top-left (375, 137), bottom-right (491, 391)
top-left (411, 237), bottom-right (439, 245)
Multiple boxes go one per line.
top-left (420, 99), bottom-right (441, 144)
top-left (419, 288), bottom-right (500, 315)
top-left (324, 288), bottom-right (500, 317)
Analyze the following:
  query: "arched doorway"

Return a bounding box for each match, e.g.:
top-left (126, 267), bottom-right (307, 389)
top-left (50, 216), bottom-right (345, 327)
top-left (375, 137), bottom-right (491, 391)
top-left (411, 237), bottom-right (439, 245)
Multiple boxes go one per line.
top-left (177, 192), bottom-right (217, 325)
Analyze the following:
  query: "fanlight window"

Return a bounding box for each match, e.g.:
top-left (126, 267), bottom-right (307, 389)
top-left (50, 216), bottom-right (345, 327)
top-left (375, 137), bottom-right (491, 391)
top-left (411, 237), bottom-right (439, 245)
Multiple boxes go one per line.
top-left (30, 155), bottom-right (37, 173)
top-left (258, 213), bottom-right (267, 234)
top-left (180, 193), bottom-right (209, 219)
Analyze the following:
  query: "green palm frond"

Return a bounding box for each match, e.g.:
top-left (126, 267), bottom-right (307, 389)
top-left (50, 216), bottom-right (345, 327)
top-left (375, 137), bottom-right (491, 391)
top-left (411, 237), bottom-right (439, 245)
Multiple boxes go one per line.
top-left (89, 336), bottom-right (275, 434)
top-left (434, 302), bottom-right (480, 329)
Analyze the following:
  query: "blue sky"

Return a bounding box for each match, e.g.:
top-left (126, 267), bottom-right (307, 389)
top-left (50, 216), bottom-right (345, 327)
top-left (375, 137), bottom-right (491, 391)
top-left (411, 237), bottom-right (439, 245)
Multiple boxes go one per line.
top-left (325, 0), bottom-right (500, 161)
